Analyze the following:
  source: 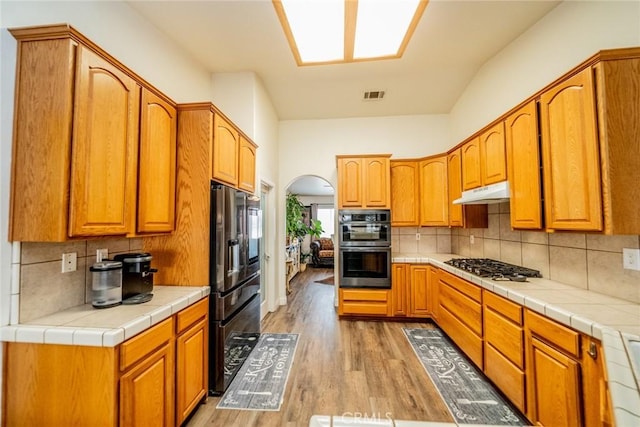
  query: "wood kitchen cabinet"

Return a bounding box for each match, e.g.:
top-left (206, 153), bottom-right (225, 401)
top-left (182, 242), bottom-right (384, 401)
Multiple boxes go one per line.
top-left (525, 309), bottom-right (582, 427)
top-left (409, 264), bottom-right (430, 317)
top-left (8, 24), bottom-right (178, 242)
top-left (437, 269), bottom-right (483, 368)
top-left (337, 155), bottom-right (391, 209)
top-left (540, 54), bottom-right (640, 234)
top-left (3, 299), bottom-right (208, 426)
top-left (120, 318), bottom-right (175, 427)
top-left (339, 288), bottom-right (391, 316)
top-left (238, 135), bottom-right (257, 193)
top-left (391, 263), bottom-right (410, 316)
top-left (447, 149), bottom-right (488, 228)
top-left (461, 124), bottom-right (506, 191)
top-left (144, 103), bottom-right (257, 285)
top-left (212, 114), bottom-right (240, 187)
top-left (419, 155), bottom-right (449, 226)
top-left (137, 88), bottom-right (177, 234)
top-left (176, 298), bottom-right (209, 425)
top-left (390, 160), bottom-right (420, 226)
top-left (505, 100), bottom-right (542, 230)
top-left (483, 291), bottom-right (526, 413)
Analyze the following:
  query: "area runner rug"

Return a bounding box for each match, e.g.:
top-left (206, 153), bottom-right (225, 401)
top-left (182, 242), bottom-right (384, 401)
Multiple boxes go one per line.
top-left (403, 328), bottom-right (530, 425)
top-left (217, 333), bottom-right (299, 411)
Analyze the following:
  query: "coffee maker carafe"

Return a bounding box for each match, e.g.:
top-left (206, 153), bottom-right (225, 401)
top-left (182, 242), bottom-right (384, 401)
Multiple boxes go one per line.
top-left (113, 253), bottom-right (157, 303)
top-left (90, 260), bottom-right (123, 308)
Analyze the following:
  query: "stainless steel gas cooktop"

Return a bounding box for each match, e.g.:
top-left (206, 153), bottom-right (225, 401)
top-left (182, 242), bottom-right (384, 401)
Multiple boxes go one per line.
top-left (444, 258), bottom-right (542, 282)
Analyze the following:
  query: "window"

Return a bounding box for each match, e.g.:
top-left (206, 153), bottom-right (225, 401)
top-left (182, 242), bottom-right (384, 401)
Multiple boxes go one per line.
top-left (316, 206), bottom-right (335, 239)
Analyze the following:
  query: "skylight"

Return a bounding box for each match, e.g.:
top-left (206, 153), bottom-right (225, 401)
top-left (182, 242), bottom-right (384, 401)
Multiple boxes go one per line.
top-left (273, 0), bottom-right (428, 66)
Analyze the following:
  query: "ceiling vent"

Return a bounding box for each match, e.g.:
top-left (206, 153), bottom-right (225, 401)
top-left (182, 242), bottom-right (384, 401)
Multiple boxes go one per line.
top-left (363, 90), bottom-right (385, 101)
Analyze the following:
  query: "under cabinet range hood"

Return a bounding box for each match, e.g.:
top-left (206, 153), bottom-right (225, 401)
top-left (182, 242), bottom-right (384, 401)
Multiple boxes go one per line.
top-left (453, 181), bottom-right (510, 205)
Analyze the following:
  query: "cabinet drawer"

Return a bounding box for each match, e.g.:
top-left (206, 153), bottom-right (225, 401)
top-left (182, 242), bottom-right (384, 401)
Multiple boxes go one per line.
top-left (176, 297), bottom-right (208, 334)
top-left (439, 281), bottom-right (482, 336)
top-left (526, 309), bottom-right (580, 358)
top-left (439, 270), bottom-right (482, 302)
top-left (341, 289), bottom-right (389, 302)
top-left (485, 343), bottom-right (526, 413)
top-left (438, 305), bottom-right (483, 368)
top-left (484, 308), bottom-right (524, 368)
top-left (120, 317), bottom-right (174, 371)
top-left (484, 291), bottom-right (522, 325)
top-left (341, 301), bottom-right (389, 316)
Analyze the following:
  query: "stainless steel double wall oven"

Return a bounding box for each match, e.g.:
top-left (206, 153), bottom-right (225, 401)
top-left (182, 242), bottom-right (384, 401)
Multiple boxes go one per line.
top-left (338, 209), bottom-right (391, 288)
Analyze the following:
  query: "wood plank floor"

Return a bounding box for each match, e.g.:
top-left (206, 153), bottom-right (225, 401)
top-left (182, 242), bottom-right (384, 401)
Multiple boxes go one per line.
top-left (186, 267), bottom-right (454, 427)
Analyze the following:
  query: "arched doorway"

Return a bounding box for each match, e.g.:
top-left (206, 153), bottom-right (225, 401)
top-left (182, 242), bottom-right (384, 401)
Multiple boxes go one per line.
top-left (284, 175), bottom-right (336, 295)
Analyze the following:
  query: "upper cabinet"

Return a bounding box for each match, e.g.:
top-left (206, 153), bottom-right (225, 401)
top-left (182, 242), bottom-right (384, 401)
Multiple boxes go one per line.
top-left (8, 25), bottom-right (178, 242)
top-left (337, 155), bottom-right (391, 209)
top-left (505, 101), bottom-right (542, 230)
top-left (447, 149), bottom-right (488, 229)
top-left (390, 160), bottom-right (420, 226)
top-left (540, 54), bottom-right (640, 234)
top-left (419, 155), bottom-right (449, 227)
top-left (540, 68), bottom-right (602, 232)
top-left (137, 88), bottom-right (178, 234)
top-left (211, 111), bottom-right (258, 194)
top-left (212, 114), bottom-right (240, 187)
top-left (461, 124), bottom-right (507, 191)
top-left (238, 136), bottom-right (257, 193)
top-left (8, 25), bottom-right (179, 241)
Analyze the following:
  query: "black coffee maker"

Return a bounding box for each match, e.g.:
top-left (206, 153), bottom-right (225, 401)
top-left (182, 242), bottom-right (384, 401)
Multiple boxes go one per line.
top-left (113, 252), bottom-right (157, 303)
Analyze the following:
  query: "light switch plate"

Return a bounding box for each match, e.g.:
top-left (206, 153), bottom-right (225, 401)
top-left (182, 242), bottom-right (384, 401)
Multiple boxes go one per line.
top-left (622, 248), bottom-right (640, 271)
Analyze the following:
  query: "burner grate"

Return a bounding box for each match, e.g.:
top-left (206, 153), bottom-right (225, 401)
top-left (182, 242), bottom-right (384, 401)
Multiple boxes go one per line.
top-left (444, 258), bottom-right (542, 281)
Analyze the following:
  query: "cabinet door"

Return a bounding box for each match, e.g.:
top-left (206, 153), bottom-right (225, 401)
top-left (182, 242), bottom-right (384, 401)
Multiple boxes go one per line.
top-left (461, 138), bottom-right (482, 190)
top-left (420, 156), bottom-right (449, 226)
top-left (391, 263), bottom-right (409, 316)
top-left (120, 342), bottom-right (174, 427)
top-left (238, 136), bottom-right (257, 193)
top-left (427, 266), bottom-right (439, 320)
top-left (176, 318), bottom-right (208, 425)
top-left (480, 122), bottom-right (507, 185)
top-left (409, 265), bottom-right (430, 317)
top-left (528, 337), bottom-right (582, 427)
top-left (338, 157), bottom-right (363, 208)
top-left (212, 114), bottom-right (240, 186)
top-left (540, 68), bottom-right (602, 231)
top-left (390, 161), bottom-right (420, 226)
top-left (363, 157), bottom-right (390, 208)
top-left (447, 150), bottom-right (464, 227)
top-left (505, 101), bottom-right (542, 229)
top-left (137, 89), bottom-right (177, 234)
top-left (69, 45), bottom-right (140, 237)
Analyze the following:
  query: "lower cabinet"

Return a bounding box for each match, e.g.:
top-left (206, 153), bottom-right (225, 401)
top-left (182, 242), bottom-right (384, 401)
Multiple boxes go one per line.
top-left (3, 297), bottom-right (208, 426)
top-left (390, 263), bottom-right (409, 316)
top-left (483, 291), bottom-right (526, 413)
top-left (339, 288), bottom-right (391, 316)
top-left (437, 269), bottom-right (483, 368)
top-left (409, 264), bottom-right (430, 317)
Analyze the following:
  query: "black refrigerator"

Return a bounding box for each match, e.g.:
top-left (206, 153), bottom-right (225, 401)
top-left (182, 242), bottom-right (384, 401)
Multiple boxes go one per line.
top-left (209, 182), bottom-right (261, 395)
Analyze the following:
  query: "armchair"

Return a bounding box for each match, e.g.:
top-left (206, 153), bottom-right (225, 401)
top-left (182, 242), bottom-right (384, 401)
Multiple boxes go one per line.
top-left (310, 237), bottom-right (334, 267)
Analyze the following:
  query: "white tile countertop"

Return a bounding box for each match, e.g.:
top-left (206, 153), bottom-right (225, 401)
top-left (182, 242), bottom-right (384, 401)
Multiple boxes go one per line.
top-left (0, 285), bottom-right (210, 347)
top-left (393, 253), bottom-right (640, 426)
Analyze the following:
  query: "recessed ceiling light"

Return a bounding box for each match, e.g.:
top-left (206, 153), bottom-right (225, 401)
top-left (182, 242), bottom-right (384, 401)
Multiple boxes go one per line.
top-left (273, 0), bottom-right (428, 66)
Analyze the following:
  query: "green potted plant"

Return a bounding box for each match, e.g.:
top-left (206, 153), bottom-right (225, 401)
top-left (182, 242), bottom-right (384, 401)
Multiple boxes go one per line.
top-left (286, 193), bottom-right (324, 270)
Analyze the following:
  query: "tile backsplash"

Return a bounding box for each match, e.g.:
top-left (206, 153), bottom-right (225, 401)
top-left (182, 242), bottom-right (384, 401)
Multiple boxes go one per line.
top-left (394, 203), bottom-right (640, 304)
top-left (12, 238), bottom-right (143, 323)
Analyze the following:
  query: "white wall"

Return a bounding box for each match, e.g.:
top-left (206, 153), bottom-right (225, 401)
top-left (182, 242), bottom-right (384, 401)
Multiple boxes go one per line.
top-left (450, 0), bottom-right (640, 142)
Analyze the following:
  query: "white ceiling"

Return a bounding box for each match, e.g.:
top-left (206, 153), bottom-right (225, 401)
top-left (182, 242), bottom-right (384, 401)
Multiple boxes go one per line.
top-left (127, 0), bottom-right (561, 121)
top-left (287, 175), bottom-right (335, 197)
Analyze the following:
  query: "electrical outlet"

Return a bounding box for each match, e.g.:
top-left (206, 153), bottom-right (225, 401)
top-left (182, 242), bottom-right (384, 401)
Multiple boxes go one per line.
top-left (96, 248), bottom-right (108, 263)
top-left (470, 235), bottom-right (475, 245)
top-left (62, 252), bottom-right (77, 273)
top-left (623, 248), bottom-right (640, 271)
top-left (416, 233), bottom-right (420, 241)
